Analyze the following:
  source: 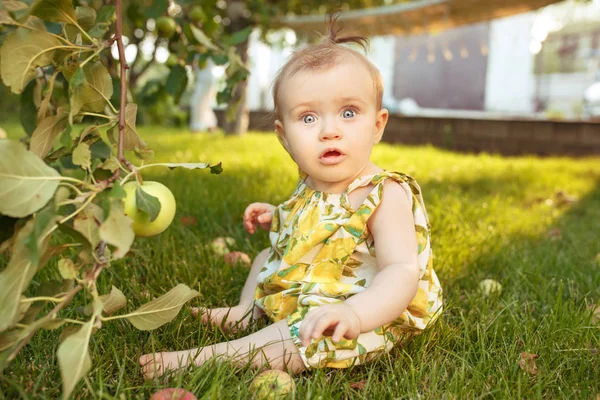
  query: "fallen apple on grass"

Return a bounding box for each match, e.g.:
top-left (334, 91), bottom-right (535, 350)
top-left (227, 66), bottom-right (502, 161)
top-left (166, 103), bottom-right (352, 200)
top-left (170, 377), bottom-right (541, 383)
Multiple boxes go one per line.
top-left (150, 388), bottom-right (197, 400)
top-left (224, 251), bottom-right (251, 267)
top-left (210, 236), bottom-right (236, 256)
top-left (123, 181), bottom-right (176, 237)
top-left (479, 279), bottom-right (502, 296)
top-left (249, 370), bottom-right (296, 399)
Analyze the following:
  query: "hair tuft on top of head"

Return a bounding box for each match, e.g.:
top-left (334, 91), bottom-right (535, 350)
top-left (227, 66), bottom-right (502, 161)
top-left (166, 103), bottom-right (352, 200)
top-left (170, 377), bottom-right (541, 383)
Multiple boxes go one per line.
top-left (325, 11), bottom-right (370, 54)
top-left (271, 11), bottom-right (383, 118)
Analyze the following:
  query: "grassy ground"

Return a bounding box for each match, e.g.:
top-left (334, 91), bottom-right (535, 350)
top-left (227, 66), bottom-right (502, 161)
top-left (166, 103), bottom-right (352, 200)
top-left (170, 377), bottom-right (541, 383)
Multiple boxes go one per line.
top-left (1, 122), bottom-right (600, 399)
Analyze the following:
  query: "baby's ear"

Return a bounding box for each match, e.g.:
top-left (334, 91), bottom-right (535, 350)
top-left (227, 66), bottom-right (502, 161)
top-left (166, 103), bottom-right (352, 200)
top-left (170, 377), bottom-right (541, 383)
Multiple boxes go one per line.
top-left (274, 120), bottom-right (290, 150)
top-left (374, 108), bottom-right (389, 143)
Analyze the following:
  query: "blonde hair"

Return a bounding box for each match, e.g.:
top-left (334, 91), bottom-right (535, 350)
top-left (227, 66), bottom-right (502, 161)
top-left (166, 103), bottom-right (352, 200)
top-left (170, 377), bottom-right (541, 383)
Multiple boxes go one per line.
top-left (272, 13), bottom-right (384, 119)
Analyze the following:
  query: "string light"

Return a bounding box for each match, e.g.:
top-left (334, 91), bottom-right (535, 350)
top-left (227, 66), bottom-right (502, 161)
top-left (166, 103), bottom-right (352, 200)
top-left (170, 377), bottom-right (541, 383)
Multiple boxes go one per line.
top-left (440, 38), bottom-right (453, 61)
top-left (460, 44), bottom-right (469, 58)
top-left (427, 41), bottom-right (436, 63)
top-left (409, 44), bottom-right (418, 61)
top-left (480, 42), bottom-right (489, 56)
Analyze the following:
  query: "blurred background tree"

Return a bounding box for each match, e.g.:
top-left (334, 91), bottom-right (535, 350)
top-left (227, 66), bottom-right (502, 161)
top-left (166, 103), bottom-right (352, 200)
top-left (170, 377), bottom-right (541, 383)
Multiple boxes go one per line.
top-left (0, 0), bottom-right (409, 135)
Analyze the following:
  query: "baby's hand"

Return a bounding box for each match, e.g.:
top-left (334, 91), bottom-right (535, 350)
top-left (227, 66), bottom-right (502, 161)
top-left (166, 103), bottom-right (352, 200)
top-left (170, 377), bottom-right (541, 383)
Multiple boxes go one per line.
top-left (299, 303), bottom-right (361, 347)
top-left (243, 202), bottom-right (276, 234)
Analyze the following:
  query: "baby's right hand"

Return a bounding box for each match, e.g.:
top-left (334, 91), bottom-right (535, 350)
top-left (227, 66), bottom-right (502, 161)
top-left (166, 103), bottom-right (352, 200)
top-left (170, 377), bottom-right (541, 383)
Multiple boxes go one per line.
top-left (243, 202), bottom-right (276, 234)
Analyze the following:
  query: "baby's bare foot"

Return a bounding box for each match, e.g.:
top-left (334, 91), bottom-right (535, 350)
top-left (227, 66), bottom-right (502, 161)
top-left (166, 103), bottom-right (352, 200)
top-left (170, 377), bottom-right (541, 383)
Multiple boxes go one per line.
top-left (139, 351), bottom-right (191, 380)
top-left (191, 305), bottom-right (252, 331)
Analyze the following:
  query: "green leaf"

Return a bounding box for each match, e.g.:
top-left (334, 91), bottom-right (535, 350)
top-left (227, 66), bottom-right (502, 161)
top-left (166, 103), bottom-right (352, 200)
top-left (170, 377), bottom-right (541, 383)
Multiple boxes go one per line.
top-left (165, 64), bottom-right (188, 103)
top-left (99, 286), bottom-right (126, 315)
top-left (69, 62), bottom-right (113, 118)
top-left (64, 6), bottom-right (96, 41)
top-left (0, 9), bottom-right (17, 25)
top-left (2, 1), bottom-right (29, 13)
top-left (37, 70), bottom-right (59, 124)
top-left (99, 199), bottom-right (134, 259)
top-left (109, 181), bottom-right (126, 199)
top-left (20, 80), bottom-right (38, 136)
top-left (189, 25), bottom-right (220, 51)
top-left (143, 0), bottom-right (168, 19)
top-left (125, 284), bottom-right (200, 331)
top-left (223, 26), bottom-right (252, 46)
top-left (72, 142), bottom-right (91, 169)
top-left (108, 104), bottom-right (147, 151)
top-left (78, 124), bottom-right (100, 143)
top-left (0, 27), bottom-right (63, 94)
top-left (210, 163), bottom-right (223, 175)
top-left (23, 200), bottom-right (56, 266)
top-left (0, 331), bottom-right (20, 352)
top-left (75, 6), bottom-right (96, 30)
top-left (0, 140), bottom-right (61, 218)
top-left (73, 202), bottom-right (103, 249)
top-left (90, 140), bottom-right (111, 159)
top-left (57, 299), bottom-right (102, 400)
top-left (0, 216), bottom-right (56, 331)
top-left (30, 0), bottom-right (76, 24)
top-left (135, 186), bottom-right (161, 222)
top-left (88, 5), bottom-right (115, 38)
top-left (57, 258), bottom-right (78, 280)
top-left (138, 162), bottom-right (221, 172)
top-left (30, 112), bottom-right (68, 158)
top-left (100, 157), bottom-right (119, 173)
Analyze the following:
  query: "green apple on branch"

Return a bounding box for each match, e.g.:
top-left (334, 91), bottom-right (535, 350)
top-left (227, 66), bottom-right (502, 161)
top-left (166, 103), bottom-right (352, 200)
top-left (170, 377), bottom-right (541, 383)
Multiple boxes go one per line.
top-left (122, 180), bottom-right (176, 237)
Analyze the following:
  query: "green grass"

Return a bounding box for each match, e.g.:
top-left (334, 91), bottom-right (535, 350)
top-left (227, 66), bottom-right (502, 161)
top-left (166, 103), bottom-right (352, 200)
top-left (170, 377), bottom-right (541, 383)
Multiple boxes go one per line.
top-left (1, 122), bottom-right (600, 399)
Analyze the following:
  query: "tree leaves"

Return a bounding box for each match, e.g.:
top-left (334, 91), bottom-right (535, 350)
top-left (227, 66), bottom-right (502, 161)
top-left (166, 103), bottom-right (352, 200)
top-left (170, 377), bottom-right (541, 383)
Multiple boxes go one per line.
top-left (165, 64), bottom-right (188, 104)
top-left (88, 6), bottom-right (115, 38)
top-left (69, 61), bottom-right (113, 118)
top-left (0, 9), bottom-right (17, 25)
top-left (57, 258), bottom-right (78, 280)
top-left (124, 284), bottom-right (199, 330)
top-left (30, 111), bottom-right (68, 158)
top-left (57, 299), bottom-right (102, 400)
top-left (189, 25), bottom-right (220, 51)
top-left (99, 286), bottom-right (126, 315)
top-left (138, 162), bottom-right (223, 175)
top-left (223, 26), bottom-right (253, 46)
top-left (0, 140), bottom-right (61, 218)
top-left (99, 199), bottom-right (134, 259)
top-left (72, 142), bottom-right (91, 169)
top-left (73, 202), bottom-right (103, 249)
top-left (0, 214), bottom-right (56, 331)
top-left (30, 0), bottom-right (76, 24)
top-left (136, 186), bottom-right (161, 222)
top-left (0, 27), bottom-right (62, 94)
top-left (108, 104), bottom-right (147, 151)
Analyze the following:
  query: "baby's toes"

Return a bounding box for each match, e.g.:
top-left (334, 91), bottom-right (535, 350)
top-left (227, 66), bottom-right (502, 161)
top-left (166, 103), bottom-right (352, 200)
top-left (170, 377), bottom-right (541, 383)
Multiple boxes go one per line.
top-left (139, 353), bottom-right (164, 380)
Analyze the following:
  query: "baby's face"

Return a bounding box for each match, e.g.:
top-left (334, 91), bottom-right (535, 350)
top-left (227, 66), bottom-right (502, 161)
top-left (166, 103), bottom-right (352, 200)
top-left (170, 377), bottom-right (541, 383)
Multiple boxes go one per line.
top-left (275, 58), bottom-right (388, 192)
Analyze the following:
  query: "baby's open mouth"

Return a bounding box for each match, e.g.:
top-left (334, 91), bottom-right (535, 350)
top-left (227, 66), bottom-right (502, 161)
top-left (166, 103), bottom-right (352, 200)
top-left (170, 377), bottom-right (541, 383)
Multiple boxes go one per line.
top-left (319, 149), bottom-right (345, 165)
top-left (323, 150), bottom-right (341, 157)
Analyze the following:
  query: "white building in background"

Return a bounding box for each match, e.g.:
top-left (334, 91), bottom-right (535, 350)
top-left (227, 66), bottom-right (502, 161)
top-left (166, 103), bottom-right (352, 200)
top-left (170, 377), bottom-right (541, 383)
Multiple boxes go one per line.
top-left (236, 0), bottom-right (599, 120)
top-left (484, 13), bottom-right (536, 114)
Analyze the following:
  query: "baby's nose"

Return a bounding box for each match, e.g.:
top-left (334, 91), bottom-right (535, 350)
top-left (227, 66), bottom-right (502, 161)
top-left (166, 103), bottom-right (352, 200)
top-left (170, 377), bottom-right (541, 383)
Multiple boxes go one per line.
top-left (320, 121), bottom-right (342, 140)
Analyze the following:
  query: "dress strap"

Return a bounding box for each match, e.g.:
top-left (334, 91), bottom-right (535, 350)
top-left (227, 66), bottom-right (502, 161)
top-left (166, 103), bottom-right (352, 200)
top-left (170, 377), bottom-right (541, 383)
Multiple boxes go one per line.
top-left (347, 171), bottom-right (431, 230)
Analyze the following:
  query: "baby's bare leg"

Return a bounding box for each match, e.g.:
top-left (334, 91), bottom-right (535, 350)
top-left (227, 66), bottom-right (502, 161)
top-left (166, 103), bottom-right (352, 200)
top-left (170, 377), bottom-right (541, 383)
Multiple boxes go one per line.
top-left (139, 318), bottom-right (305, 379)
top-left (191, 248), bottom-right (269, 329)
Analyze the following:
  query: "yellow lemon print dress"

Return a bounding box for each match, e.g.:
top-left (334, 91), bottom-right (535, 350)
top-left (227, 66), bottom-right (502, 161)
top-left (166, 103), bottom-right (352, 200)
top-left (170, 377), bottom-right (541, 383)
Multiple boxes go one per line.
top-left (254, 171), bottom-right (443, 369)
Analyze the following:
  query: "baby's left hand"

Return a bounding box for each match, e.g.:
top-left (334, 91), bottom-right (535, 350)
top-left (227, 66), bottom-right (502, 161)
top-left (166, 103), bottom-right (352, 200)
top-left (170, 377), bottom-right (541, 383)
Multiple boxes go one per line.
top-left (299, 303), bottom-right (361, 347)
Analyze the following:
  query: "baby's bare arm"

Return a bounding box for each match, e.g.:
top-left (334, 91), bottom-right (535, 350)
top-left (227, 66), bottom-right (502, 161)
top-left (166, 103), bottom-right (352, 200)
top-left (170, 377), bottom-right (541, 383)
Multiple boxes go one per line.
top-left (344, 181), bottom-right (420, 332)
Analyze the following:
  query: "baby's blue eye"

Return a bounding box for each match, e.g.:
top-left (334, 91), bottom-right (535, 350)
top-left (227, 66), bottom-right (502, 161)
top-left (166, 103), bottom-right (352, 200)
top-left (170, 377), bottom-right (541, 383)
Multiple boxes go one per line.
top-left (302, 114), bottom-right (316, 123)
top-left (342, 109), bottom-right (355, 118)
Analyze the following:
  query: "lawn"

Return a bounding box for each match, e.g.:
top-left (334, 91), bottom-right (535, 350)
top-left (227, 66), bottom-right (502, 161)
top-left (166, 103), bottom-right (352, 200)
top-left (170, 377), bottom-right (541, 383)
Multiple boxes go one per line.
top-left (1, 122), bottom-right (600, 399)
